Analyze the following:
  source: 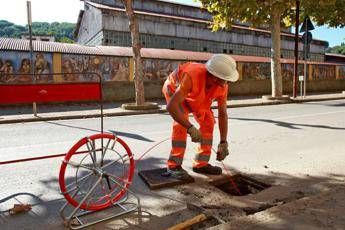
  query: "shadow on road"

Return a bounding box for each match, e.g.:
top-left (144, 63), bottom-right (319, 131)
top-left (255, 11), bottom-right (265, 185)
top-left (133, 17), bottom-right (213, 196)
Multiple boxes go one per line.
top-left (230, 117), bottom-right (345, 130)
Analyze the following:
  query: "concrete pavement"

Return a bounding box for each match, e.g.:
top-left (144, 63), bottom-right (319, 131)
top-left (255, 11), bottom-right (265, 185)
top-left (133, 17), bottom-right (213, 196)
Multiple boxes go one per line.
top-left (1, 92), bottom-right (345, 124)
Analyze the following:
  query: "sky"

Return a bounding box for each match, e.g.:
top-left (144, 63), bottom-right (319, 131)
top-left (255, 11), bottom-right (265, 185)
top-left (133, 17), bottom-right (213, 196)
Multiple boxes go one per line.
top-left (0, 0), bottom-right (344, 47)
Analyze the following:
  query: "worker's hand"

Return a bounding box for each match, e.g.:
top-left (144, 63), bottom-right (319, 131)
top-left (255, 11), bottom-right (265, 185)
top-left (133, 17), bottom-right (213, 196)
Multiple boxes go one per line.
top-left (216, 141), bottom-right (229, 161)
top-left (187, 125), bottom-right (202, 142)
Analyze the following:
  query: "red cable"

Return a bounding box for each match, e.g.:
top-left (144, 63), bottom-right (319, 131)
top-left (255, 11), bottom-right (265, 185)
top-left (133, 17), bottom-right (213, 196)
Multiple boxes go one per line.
top-left (221, 161), bottom-right (242, 196)
top-left (211, 147), bottom-right (242, 196)
top-left (0, 149), bottom-right (91, 165)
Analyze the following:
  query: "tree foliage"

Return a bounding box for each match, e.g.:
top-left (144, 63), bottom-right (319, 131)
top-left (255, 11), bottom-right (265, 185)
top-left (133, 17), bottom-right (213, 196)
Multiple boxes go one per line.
top-left (0, 20), bottom-right (75, 43)
top-left (327, 42), bottom-right (345, 55)
top-left (197, 0), bottom-right (345, 30)
top-left (0, 20), bottom-right (25, 38)
top-left (302, 0), bottom-right (345, 27)
top-left (197, 0), bottom-right (345, 97)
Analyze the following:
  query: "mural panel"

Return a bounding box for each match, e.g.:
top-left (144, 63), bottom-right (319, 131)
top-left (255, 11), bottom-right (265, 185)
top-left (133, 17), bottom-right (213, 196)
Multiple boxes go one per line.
top-left (282, 64), bottom-right (294, 81)
top-left (339, 66), bottom-right (345, 79)
top-left (242, 63), bottom-right (307, 81)
top-left (142, 59), bottom-right (181, 81)
top-left (242, 62), bottom-right (270, 80)
top-left (0, 51), bottom-right (52, 83)
top-left (281, 63), bottom-right (305, 81)
top-left (312, 65), bottom-right (336, 80)
top-left (61, 54), bottom-right (129, 82)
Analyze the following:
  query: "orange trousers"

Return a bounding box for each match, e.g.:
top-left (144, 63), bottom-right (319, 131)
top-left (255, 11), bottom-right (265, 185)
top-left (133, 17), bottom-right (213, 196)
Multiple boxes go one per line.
top-left (163, 84), bottom-right (215, 169)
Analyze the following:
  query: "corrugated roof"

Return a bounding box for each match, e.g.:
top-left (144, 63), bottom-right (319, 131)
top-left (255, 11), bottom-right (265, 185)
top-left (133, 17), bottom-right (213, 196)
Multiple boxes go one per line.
top-left (141, 48), bottom-right (212, 61)
top-left (1, 37), bottom-right (342, 65)
top-left (325, 53), bottom-right (345, 58)
top-left (96, 46), bottom-right (132, 56)
top-left (0, 37), bottom-right (102, 55)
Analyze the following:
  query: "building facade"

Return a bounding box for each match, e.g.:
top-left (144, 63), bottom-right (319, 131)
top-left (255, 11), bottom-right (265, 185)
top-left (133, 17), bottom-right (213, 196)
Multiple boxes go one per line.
top-left (75, 0), bottom-right (328, 62)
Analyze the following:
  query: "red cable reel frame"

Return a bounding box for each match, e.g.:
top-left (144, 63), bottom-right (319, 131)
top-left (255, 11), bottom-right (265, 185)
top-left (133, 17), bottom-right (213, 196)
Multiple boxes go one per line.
top-left (59, 133), bottom-right (135, 211)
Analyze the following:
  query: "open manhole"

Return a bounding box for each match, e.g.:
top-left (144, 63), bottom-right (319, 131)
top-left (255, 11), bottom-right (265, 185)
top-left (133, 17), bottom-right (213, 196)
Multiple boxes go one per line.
top-left (210, 174), bottom-right (270, 196)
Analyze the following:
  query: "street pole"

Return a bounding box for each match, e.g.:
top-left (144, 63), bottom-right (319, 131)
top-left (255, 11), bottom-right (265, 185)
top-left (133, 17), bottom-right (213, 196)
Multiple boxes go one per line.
top-left (303, 21), bottom-right (307, 98)
top-left (293, 0), bottom-right (300, 98)
top-left (27, 0), bottom-right (37, 116)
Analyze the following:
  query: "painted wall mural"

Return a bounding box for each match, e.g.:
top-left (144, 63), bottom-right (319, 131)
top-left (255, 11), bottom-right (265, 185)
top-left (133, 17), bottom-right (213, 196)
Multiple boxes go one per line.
top-left (142, 59), bottom-right (181, 81)
top-left (242, 63), bottom-right (308, 81)
top-left (0, 51), bottom-right (344, 84)
top-left (0, 51), bottom-right (52, 83)
top-left (311, 65), bottom-right (336, 80)
top-left (61, 54), bottom-right (130, 82)
top-left (338, 66), bottom-right (345, 79)
top-left (242, 63), bottom-right (271, 80)
top-left (281, 64), bottom-right (306, 81)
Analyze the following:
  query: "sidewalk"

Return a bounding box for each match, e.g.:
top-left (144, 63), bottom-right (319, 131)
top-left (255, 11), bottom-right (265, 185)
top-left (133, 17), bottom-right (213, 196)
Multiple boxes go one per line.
top-left (1, 92), bottom-right (344, 124)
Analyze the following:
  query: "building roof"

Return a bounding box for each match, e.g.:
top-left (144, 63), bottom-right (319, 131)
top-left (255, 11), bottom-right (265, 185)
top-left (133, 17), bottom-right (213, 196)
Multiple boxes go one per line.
top-left (0, 37), bottom-right (102, 55)
top-left (1, 37), bottom-right (341, 66)
top-left (155, 0), bottom-right (201, 8)
top-left (325, 52), bottom-right (345, 64)
top-left (325, 53), bottom-right (345, 58)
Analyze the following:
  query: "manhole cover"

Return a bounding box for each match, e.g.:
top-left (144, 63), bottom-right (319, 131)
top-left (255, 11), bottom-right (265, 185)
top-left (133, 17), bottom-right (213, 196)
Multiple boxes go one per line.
top-left (138, 168), bottom-right (194, 190)
top-left (210, 174), bottom-right (270, 196)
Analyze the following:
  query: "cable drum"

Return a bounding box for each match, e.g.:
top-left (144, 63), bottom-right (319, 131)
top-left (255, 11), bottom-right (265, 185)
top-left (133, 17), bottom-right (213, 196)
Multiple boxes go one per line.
top-left (59, 133), bottom-right (135, 211)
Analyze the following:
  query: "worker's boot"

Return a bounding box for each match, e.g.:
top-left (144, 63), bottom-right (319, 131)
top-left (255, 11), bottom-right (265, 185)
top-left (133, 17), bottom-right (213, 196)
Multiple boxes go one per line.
top-left (165, 166), bottom-right (190, 180)
top-left (193, 164), bottom-right (222, 175)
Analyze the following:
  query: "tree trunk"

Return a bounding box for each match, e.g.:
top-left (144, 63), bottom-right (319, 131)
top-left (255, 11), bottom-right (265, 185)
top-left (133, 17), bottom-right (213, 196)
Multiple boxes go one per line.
top-left (121, 0), bottom-right (145, 105)
top-left (270, 11), bottom-right (283, 98)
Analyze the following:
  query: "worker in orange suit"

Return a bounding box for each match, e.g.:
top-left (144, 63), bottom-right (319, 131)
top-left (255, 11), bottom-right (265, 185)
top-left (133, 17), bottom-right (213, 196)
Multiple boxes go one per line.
top-left (162, 54), bottom-right (239, 179)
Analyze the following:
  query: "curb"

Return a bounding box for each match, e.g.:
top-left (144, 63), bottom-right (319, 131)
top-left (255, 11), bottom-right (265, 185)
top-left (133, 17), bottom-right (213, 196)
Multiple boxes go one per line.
top-left (1, 96), bottom-right (344, 124)
top-left (0, 109), bottom-right (167, 124)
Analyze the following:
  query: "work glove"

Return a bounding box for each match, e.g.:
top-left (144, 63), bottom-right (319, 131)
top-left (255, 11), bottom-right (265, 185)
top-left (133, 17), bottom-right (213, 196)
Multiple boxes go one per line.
top-left (216, 141), bottom-right (229, 161)
top-left (187, 125), bottom-right (202, 143)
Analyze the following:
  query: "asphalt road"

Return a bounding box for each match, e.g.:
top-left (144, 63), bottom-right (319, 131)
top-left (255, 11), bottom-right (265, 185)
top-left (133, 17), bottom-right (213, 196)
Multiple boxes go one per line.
top-left (0, 99), bottom-right (344, 229)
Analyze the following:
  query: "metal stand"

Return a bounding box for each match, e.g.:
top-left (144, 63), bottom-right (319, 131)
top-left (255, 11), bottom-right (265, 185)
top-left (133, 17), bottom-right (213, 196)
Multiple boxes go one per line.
top-left (60, 187), bottom-right (140, 229)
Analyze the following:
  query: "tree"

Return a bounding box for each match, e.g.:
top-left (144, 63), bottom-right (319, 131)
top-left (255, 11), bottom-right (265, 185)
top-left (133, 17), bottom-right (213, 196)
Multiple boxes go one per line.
top-left (327, 42), bottom-right (345, 55)
top-left (59, 36), bottom-right (75, 43)
top-left (120, 0), bottom-right (145, 105)
top-left (0, 20), bottom-right (75, 42)
top-left (198, 0), bottom-right (345, 98)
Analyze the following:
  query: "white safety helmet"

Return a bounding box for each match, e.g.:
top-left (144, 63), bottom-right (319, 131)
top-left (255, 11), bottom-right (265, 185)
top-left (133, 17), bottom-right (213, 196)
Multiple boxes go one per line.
top-left (205, 54), bottom-right (239, 82)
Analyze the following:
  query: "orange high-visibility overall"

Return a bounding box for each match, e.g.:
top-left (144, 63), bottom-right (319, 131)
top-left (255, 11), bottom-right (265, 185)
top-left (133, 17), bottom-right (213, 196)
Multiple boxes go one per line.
top-left (162, 62), bottom-right (228, 169)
